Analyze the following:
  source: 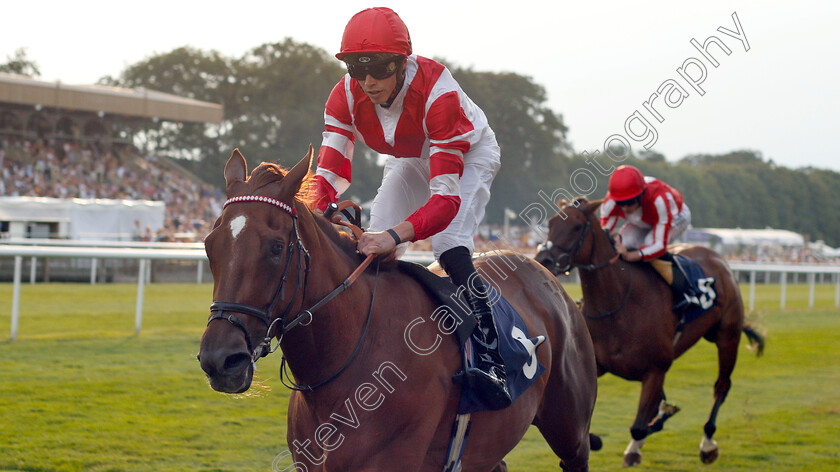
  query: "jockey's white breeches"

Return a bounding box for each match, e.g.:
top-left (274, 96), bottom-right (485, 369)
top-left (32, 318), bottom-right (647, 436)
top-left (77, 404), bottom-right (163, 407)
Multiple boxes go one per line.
top-left (368, 132), bottom-right (501, 260)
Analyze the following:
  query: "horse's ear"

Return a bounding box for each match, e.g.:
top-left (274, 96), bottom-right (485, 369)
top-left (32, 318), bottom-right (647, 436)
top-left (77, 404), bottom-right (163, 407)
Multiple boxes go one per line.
top-left (278, 144), bottom-right (314, 197)
top-left (582, 199), bottom-right (604, 216)
top-left (224, 149), bottom-right (247, 187)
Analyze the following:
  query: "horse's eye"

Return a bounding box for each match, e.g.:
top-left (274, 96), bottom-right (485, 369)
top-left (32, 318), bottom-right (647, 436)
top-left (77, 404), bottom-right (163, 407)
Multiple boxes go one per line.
top-left (270, 240), bottom-right (285, 256)
top-left (573, 224), bottom-right (583, 232)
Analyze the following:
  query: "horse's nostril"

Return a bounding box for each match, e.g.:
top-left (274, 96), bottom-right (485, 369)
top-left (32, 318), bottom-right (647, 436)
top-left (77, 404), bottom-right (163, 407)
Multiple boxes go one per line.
top-left (224, 352), bottom-right (251, 373)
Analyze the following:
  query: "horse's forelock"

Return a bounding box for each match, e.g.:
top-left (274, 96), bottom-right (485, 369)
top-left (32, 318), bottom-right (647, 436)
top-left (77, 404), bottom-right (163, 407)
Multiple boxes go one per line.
top-left (247, 163), bottom-right (285, 190)
top-left (246, 162), bottom-right (314, 202)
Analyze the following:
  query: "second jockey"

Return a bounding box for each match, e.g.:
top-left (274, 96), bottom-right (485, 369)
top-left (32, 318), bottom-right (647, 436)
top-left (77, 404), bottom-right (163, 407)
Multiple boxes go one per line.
top-left (600, 165), bottom-right (701, 312)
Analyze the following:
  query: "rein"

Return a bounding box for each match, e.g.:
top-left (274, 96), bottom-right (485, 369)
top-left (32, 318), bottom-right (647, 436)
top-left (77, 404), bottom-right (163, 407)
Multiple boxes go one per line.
top-left (280, 258), bottom-right (380, 391)
top-left (582, 268), bottom-right (633, 319)
top-left (208, 196), bottom-right (377, 391)
top-left (538, 204), bottom-right (630, 319)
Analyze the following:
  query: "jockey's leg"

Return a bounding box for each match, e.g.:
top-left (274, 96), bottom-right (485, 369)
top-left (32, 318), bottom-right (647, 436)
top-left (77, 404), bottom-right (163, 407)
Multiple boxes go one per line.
top-left (432, 136), bottom-right (505, 407)
top-left (440, 245), bottom-right (512, 410)
top-left (650, 254), bottom-right (699, 313)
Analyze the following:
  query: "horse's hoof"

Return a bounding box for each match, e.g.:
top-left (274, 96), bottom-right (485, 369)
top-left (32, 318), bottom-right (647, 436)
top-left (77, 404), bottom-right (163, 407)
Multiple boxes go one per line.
top-left (700, 447), bottom-right (719, 464)
top-left (589, 433), bottom-right (603, 451)
top-left (661, 402), bottom-right (680, 416)
top-left (490, 459), bottom-right (508, 472)
top-left (623, 452), bottom-right (642, 467)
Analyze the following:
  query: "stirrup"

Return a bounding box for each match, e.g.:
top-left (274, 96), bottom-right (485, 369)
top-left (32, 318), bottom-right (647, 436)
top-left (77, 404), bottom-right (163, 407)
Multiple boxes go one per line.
top-left (672, 298), bottom-right (691, 313)
top-left (464, 366), bottom-right (512, 410)
top-left (672, 295), bottom-right (700, 313)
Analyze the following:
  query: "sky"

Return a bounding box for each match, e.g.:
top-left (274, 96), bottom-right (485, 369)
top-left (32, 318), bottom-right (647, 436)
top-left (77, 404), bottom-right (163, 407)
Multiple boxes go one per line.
top-left (3, 0), bottom-right (839, 171)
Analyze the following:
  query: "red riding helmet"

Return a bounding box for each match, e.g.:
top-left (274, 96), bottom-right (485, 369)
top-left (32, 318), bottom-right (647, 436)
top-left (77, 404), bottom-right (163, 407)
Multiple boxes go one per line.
top-left (336, 7), bottom-right (412, 61)
top-left (608, 165), bottom-right (646, 201)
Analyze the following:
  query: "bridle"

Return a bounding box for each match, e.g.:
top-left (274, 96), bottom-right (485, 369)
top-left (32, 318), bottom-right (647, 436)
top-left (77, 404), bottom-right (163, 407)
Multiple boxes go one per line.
top-left (536, 204), bottom-right (630, 319)
top-left (207, 196), bottom-right (377, 391)
top-left (536, 205), bottom-right (619, 274)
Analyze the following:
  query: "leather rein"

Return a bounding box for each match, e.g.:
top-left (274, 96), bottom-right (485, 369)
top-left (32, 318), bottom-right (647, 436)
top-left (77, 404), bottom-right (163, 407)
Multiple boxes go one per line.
top-left (207, 197), bottom-right (377, 391)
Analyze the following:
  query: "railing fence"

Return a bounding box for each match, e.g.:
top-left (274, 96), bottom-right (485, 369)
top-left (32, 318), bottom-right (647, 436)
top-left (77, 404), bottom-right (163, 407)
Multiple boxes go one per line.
top-left (1, 245), bottom-right (838, 340)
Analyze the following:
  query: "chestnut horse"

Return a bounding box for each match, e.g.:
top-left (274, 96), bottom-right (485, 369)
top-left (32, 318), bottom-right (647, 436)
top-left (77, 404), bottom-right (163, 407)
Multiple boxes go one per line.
top-left (198, 148), bottom-right (599, 471)
top-left (534, 198), bottom-right (764, 467)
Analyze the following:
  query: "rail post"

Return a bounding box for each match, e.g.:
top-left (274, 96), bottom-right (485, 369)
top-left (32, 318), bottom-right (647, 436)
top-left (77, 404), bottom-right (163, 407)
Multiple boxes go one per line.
top-left (11, 256), bottom-right (22, 340)
top-left (90, 258), bottom-right (98, 285)
top-left (135, 259), bottom-right (146, 335)
top-left (780, 271), bottom-right (787, 310)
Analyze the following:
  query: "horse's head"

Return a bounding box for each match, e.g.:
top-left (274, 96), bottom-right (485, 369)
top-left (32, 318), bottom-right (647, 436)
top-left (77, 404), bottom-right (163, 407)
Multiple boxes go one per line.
top-left (534, 197), bottom-right (603, 275)
top-left (198, 147), bottom-right (312, 393)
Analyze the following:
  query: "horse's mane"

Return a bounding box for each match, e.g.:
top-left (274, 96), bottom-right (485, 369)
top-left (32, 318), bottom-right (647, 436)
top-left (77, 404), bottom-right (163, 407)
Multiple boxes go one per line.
top-left (311, 215), bottom-right (365, 258)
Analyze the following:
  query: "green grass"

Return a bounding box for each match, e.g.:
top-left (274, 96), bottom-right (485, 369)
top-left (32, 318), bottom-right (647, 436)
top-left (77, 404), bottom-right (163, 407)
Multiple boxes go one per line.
top-left (0, 283), bottom-right (838, 471)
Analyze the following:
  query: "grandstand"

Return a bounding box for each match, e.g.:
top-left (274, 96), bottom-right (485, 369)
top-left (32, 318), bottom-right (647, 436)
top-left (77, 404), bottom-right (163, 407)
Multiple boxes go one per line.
top-left (0, 73), bottom-right (223, 242)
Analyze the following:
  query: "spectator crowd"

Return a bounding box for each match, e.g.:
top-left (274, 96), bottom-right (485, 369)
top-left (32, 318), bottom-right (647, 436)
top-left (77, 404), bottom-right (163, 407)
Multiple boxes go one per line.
top-left (1, 135), bottom-right (223, 241)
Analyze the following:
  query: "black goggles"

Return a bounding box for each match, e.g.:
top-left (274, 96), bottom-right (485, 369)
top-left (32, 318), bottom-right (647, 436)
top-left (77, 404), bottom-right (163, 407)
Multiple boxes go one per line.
top-left (616, 196), bottom-right (641, 207)
top-left (346, 59), bottom-right (401, 81)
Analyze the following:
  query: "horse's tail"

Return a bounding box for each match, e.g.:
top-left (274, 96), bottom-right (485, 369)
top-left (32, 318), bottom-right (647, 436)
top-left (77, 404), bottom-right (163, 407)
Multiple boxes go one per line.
top-left (742, 323), bottom-right (765, 357)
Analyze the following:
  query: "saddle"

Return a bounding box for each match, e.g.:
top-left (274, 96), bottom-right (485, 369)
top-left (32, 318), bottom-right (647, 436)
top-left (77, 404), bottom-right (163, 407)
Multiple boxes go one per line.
top-left (397, 261), bottom-right (477, 346)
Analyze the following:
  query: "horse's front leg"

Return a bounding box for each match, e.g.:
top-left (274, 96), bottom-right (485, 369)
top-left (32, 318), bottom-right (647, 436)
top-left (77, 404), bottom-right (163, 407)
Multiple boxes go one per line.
top-left (623, 369), bottom-right (667, 467)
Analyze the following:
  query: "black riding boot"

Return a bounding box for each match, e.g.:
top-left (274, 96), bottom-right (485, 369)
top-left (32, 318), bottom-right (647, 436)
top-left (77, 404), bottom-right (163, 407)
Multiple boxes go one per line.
top-left (440, 246), bottom-right (512, 410)
top-left (670, 260), bottom-right (701, 313)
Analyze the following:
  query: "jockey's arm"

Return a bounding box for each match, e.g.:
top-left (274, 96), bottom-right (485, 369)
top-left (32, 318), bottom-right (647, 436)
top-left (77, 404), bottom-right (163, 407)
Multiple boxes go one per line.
top-left (309, 78), bottom-right (356, 211)
top-left (599, 198), bottom-right (621, 234)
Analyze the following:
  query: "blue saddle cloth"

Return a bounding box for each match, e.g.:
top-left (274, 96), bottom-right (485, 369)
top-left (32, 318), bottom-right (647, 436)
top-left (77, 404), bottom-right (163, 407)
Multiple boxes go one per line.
top-left (674, 254), bottom-right (717, 324)
top-left (457, 283), bottom-right (546, 414)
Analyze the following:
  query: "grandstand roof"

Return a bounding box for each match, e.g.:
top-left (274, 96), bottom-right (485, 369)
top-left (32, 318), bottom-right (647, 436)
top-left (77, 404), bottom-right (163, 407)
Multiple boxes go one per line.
top-left (687, 228), bottom-right (805, 246)
top-left (0, 73), bottom-right (223, 124)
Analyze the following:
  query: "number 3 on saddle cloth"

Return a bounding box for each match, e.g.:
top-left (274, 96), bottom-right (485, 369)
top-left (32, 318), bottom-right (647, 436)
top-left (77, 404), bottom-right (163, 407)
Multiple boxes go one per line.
top-left (673, 254), bottom-right (718, 325)
top-left (397, 262), bottom-right (546, 414)
top-left (456, 282), bottom-right (547, 414)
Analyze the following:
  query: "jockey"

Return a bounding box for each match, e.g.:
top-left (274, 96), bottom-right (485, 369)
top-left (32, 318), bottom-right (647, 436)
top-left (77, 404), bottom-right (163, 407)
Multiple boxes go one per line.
top-left (600, 165), bottom-right (701, 312)
top-left (308, 7), bottom-right (509, 409)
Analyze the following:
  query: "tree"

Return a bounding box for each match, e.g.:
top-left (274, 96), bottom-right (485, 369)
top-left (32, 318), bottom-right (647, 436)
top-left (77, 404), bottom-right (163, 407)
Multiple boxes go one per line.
top-left (449, 65), bottom-right (571, 222)
top-left (0, 48), bottom-right (40, 77)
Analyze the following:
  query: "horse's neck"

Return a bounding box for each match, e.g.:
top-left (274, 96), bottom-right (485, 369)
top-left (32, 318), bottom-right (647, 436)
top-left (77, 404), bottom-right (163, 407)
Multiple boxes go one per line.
top-left (578, 229), bottom-right (631, 312)
top-left (279, 212), bottom-right (375, 387)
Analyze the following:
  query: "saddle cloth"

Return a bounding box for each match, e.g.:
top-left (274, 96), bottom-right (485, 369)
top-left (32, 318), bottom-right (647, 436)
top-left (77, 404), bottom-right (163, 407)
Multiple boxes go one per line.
top-left (674, 254), bottom-right (717, 324)
top-left (456, 283), bottom-right (546, 414)
top-left (396, 261), bottom-right (547, 414)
